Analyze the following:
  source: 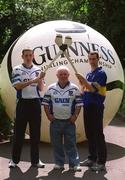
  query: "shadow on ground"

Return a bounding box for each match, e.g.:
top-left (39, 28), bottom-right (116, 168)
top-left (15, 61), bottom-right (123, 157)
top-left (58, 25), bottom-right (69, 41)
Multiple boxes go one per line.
top-left (109, 113), bottom-right (125, 127)
top-left (3, 167), bottom-right (108, 180)
top-left (1, 116), bottom-right (125, 180)
top-left (0, 140), bottom-right (125, 180)
top-left (0, 140), bottom-right (125, 163)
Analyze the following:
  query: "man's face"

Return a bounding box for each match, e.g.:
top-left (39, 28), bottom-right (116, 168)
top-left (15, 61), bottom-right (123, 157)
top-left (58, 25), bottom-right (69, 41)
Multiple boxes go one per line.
top-left (56, 69), bottom-right (69, 83)
top-left (22, 50), bottom-right (34, 64)
top-left (88, 54), bottom-right (99, 67)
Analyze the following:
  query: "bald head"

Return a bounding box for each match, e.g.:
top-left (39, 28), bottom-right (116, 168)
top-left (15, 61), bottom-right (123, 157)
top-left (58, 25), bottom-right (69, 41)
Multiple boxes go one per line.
top-left (56, 66), bottom-right (70, 75)
top-left (56, 66), bottom-right (70, 85)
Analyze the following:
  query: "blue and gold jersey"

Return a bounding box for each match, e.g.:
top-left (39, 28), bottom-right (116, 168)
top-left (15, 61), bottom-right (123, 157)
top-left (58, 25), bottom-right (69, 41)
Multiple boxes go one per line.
top-left (83, 67), bottom-right (107, 106)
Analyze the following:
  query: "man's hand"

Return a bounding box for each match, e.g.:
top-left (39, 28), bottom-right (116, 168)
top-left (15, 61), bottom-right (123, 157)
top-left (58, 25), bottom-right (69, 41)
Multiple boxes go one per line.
top-left (14, 77), bottom-right (41, 90)
top-left (69, 114), bottom-right (77, 124)
top-left (76, 73), bottom-right (95, 92)
top-left (31, 77), bottom-right (41, 84)
top-left (40, 72), bottom-right (46, 79)
top-left (47, 114), bottom-right (55, 122)
top-left (75, 73), bottom-right (84, 84)
top-left (44, 105), bottom-right (55, 121)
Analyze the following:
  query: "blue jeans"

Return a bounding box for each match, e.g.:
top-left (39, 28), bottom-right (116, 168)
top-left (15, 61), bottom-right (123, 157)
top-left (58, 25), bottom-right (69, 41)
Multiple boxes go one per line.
top-left (50, 119), bottom-right (79, 167)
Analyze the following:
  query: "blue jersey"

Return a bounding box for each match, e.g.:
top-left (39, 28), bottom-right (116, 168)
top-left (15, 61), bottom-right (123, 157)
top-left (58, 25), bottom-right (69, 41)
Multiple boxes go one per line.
top-left (83, 67), bottom-right (107, 106)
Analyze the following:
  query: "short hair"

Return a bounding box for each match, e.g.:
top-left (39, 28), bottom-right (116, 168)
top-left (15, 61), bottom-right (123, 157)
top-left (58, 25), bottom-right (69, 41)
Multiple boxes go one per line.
top-left (22, 48), bottom-right (33, 55)
top-left (56, 66), bottom-right (70, 74)
top-left (88, 51), bottom-right (99, 59)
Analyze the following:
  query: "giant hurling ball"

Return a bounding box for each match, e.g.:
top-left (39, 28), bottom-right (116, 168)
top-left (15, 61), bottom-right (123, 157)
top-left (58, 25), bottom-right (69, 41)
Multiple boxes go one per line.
top-left (0, 20), bottom-right (124, 142)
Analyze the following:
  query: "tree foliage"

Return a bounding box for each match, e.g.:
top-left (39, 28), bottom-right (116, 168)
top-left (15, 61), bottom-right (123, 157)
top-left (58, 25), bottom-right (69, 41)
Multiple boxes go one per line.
top-left (0, 0), bottom-right (125, 136)
top-left (86, 0), bottom-right (125, 66)
top-left (0, 0), bottom-right (125, 66)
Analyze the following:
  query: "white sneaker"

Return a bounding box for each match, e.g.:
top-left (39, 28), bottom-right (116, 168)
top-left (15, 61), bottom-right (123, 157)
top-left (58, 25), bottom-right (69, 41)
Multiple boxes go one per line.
top-left (8, 160), bottom-right (17, 168)
top-left (54, 164), bottom-right (64, 170)
top-left (90, 163), bottom-right (106, 171)
top-left (80, 159), bottom-right (94, 167)
top-left (32, 160), bottom-right (45, 168)
top-left (69, 165), bottom-right (81, 172)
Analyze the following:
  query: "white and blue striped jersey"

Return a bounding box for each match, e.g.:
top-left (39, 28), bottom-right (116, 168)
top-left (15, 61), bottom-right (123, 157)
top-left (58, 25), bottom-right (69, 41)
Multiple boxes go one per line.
top-left (11, 64), bottom-right (41, 99)
top-left (42, 82), bottom-right (83, 119)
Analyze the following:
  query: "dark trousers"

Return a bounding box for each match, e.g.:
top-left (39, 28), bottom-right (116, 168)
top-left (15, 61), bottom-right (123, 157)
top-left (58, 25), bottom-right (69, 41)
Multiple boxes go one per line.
top-left (12, 98), bottom-right (41, 164)
top-left (84, 104), bottom-right (107, 164)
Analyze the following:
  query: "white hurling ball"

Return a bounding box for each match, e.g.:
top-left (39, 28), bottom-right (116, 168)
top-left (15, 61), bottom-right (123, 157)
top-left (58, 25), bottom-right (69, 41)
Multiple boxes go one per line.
top-left (0, 20), bottom-right (124, 142)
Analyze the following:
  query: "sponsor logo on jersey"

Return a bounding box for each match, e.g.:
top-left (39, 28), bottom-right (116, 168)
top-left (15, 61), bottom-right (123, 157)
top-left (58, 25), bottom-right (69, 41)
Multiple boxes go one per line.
top-left (55, 98), bottom-right (70, 103)
top-left (69, 90), bottom-right (73, 96)
top-left (35, 71), bottom-right (39, 77)
top-left (53, 91), bottom-right (58, 95)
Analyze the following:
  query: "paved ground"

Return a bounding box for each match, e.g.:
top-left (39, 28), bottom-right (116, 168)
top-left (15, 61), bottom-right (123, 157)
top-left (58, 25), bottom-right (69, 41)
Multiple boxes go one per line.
top-left (0, 114), bottom-right (125, 180)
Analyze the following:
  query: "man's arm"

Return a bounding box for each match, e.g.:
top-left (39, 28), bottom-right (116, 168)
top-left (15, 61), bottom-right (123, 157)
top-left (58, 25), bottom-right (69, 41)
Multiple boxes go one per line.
top-left (13, 77), bottom-right (40, 90)
top-left (37, 79), bottom-right (45, 91)
top-left (14, 71), bottom-right (46, 91)
top-left (76, 73), bottom-right (95, 92)
top-left (69, 106), bottom-right (81, 123)
top-left (44, 105), bottom-right (55, 121)
top-left (37, 72), bottom-right (46, 91)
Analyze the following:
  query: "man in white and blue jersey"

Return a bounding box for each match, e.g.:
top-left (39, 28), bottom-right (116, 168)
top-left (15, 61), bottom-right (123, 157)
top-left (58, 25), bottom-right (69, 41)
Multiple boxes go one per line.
top-left (42, 66), bottom-right (83, 171)
top-left (76, 51), bottom-right (107, 171)
top-left (9, 48), bottom-right (45, 168)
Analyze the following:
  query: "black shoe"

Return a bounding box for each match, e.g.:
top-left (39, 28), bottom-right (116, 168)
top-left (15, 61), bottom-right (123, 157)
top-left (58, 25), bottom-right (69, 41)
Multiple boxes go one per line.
top-left (90, 163), bottom-right (106, 171)
top-left (80, 159), bottom-right (95, 167)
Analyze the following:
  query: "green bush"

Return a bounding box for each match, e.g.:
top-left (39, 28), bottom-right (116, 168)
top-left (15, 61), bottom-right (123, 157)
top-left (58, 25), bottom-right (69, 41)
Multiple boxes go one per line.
top-left (0, 95), bottom-right (13, 140)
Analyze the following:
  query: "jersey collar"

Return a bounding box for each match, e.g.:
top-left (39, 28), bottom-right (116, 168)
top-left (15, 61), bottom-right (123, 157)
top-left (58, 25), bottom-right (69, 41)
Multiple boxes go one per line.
top-left (22, 63), bottom-right (33, 69)
top-left (91, 66), bottom-right (102, 73)
top-left (57, 81), bottom-right (70, 89)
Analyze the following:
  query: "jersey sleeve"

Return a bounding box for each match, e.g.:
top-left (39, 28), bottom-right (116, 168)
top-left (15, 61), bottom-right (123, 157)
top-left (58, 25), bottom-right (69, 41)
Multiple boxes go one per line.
top-left (11, 68), bottom-right (21, 86)
top-left (42, 89), bottom-right (51, 105)
top-left (92, 71), bottom-right (107, 91)
top-left (91, 71), bottom-right (107, 96)
top-left (75, 88), bottom-right (83, 106)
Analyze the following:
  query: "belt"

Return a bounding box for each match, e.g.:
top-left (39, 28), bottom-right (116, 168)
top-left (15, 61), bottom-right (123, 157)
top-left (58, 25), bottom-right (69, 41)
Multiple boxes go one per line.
top-left (18, 98), bottom-right (40, 102)
top-left (55, 118), bottom-right (69, 121)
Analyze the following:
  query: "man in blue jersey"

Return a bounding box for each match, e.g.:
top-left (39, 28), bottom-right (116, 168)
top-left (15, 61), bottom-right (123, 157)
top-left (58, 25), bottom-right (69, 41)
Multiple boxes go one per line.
top-left (9, 48), bottom-right (45, 168)
top-left (42, 66), bottom-right (83, 171)
top-left (76, 51), bottom-right (107, 171)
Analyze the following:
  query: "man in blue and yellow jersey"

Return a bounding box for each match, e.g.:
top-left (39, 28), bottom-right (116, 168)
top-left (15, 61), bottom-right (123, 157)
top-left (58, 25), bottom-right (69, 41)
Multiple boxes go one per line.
top-left (76, 51), bottom-right (107, 171)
